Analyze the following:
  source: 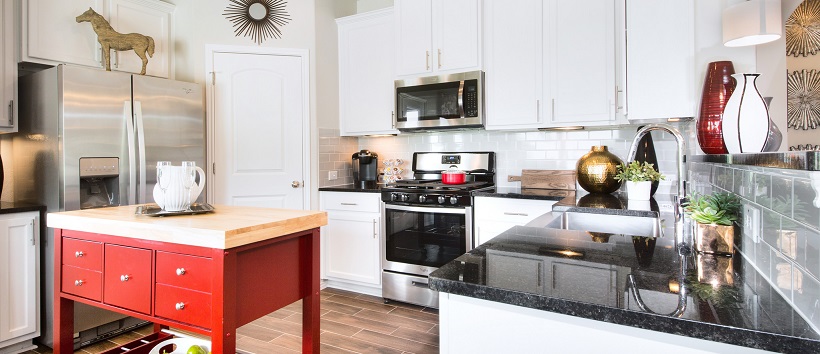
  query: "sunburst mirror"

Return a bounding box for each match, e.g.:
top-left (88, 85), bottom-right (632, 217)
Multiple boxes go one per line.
top-left (224, 0), bottom-right (291, 45)
top-left (787, 69), bottom-right (820, 130)
top-left (786, 0), bottom-right (820, 57)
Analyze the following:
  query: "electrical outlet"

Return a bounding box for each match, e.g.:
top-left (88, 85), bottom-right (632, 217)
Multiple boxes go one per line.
top-left (743, 204), bottom-right (761, 243)
top-left (328, 170), bottom-right (338, 180)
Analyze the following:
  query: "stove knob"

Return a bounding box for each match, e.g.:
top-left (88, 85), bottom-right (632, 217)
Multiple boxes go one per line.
top-left (449, 196), bottom-right (459, 205)
top-left (437, 195), bottom-right (446, 204)
top-left (399, 194), bottom-right (410, 202)
top-left (418, 195), bottom-right (427, 203)
top-left (390, 193), bottom-right (399, 202)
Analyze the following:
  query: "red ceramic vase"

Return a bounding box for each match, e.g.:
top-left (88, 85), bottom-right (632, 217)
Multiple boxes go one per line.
top-left (697, 61), bottom-right (735, 154)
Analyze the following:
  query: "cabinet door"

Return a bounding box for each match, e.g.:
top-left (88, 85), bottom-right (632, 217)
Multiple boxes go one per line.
top-left (0, 215), bottom-right (37, 342)
top-left (104, 244), bottom-right (152, 314)
top-left (433, 0), bottom-right (480, 73)
top-left (108, 0), bottom-right (175, 78)
top-left (395, 0), bottom-right (433, 76)
top-left (624, 0), bottom-right (695, 120)
top-left (0, 0), bottom-right (15, 133)
top-left (550, 0), bottom-right (616, 125)
top-left (475, 221), bottom-right (517, 246)
top-left (483, 0), bottom-right (545, 130)
top-left (324, 211), bottom-right (381, 285)
top-left (22, 0), bottom-right (107, 67)
top-left (338, 9), bottom-right (399, 136)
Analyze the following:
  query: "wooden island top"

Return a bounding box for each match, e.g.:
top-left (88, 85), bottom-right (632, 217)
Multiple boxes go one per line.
top-left (47, 204), bottom-right (328, 249)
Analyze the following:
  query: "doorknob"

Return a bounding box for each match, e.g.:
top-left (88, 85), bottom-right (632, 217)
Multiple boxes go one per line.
top-left (291, 181), bottom-right (302, 188)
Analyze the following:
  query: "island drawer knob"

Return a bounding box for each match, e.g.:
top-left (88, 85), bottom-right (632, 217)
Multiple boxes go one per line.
top-left (175, 302), bottom-right (185, 310)
top-left (176, 268), bottom-right (186, 276)
top-left (74, 280), bottom-right (84, 286)
top-left (120, 274), bottom-right (130, 282)
top-left (75, 251), bottom-right (84, 258)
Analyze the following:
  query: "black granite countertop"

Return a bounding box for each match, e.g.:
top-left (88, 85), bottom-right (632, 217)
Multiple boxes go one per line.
top-left (429, 214), bottom-right (820, 353)
top-left (318, 184), bottom-right (384, 193)
top-left (472, 186), bottom-right (574, 201)
top-left (0, 201), bottom-right (46, 214)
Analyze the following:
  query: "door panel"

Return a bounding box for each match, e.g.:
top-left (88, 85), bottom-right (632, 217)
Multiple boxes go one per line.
top-left (103, 244), bottom-right (152, 314)
top-left (212, 52), bottom-right (305, 210)
top-left (132, 75), bottom-right (205, 204)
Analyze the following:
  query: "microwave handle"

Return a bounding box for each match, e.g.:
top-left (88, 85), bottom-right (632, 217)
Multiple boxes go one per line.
top-left (457, 80), bottom-right (465, 118)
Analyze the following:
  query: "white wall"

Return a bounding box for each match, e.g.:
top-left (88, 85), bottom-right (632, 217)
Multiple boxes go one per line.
top-left (357, 0), bottom-right (393, 13)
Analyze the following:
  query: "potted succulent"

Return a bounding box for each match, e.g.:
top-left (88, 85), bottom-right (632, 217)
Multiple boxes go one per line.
top-left (683, 192), bottom-right (741, 255)
top-left (614, 161), bottom-right (665, 200)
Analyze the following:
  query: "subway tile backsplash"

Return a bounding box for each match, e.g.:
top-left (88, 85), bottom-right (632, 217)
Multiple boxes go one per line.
top-left (690, 161), bottom-right (820, 330)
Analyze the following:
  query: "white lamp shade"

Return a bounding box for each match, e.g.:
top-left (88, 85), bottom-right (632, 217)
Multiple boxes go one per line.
top-left (723, 0), bottom-right (782, 47)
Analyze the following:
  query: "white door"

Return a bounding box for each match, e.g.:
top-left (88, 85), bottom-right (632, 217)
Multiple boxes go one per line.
top-left (210, 49), bottom-right (308, 209)
top-left (0, 215), bottom-right (38, 342)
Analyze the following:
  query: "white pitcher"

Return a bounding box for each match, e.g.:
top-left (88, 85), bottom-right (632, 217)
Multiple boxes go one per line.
top-left (153, 165), bottom-right (206, 211)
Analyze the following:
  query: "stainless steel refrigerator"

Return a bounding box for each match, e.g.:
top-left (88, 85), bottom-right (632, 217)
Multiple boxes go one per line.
top-left (12, 65), bottom-right (206, 348)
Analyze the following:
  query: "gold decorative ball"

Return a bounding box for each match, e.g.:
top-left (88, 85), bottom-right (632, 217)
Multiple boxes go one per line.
top-left (576, 146), bottom-right (623, 194)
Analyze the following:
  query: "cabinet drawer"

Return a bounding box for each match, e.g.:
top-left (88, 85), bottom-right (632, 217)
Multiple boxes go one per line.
top-left (62, 265), bottom-right (102, 301)
top-left (155, 284), bottom-right (212, 328)
top-left (104, 244), bottom-right (153, 314)
top-left (474, 197), bottom-right (555, 222)
top-left (156, 251), bottom-right (212, 293)
top-left (321, 192), bottom-right (380, 213)
top-left (62, 238), bottom-right (103, 271)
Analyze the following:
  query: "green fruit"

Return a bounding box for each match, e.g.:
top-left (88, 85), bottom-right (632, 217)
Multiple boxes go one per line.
top-left (186, 345), bottom-right (207, 354)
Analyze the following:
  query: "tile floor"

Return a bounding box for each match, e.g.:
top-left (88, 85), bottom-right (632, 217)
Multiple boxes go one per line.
top-left (24, 287), bottom-right (439, 354)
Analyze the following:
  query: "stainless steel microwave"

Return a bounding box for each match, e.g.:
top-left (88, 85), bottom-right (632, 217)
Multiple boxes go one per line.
top-left (394, 71), bottom-right (484, 131)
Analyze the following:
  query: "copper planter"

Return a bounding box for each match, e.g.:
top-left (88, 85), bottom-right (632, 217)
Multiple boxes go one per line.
top-left (694, 222), bottom-right (735, 255)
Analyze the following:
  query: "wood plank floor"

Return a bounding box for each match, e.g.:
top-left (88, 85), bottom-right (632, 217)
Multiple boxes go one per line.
top-left (24, 287), bottom-right (439, 354)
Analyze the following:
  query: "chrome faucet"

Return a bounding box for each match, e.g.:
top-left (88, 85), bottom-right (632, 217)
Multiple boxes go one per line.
top-left (627, 123), bottom-right (687, 202)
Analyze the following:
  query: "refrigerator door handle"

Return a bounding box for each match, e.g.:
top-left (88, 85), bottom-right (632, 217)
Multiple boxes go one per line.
top-left (124, 101), bottom-right (137, 205)
top-left (135, 101), bottom-right (147, 204)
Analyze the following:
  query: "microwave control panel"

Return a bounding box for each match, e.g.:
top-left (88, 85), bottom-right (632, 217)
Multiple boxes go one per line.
top-left (464, 79), bottom-right (478, 117)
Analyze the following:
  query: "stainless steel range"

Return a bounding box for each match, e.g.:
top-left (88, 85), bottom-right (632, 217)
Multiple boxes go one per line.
top-left (381, 152), bottom-right (495, 307)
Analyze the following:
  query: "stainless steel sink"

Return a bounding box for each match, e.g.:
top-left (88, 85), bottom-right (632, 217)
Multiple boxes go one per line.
top-left (543, 210), bottom-right (664, 238)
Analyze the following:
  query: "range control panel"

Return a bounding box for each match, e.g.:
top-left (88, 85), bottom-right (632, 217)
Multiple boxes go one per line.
top-left (79, 157), bottom-right (119, 177)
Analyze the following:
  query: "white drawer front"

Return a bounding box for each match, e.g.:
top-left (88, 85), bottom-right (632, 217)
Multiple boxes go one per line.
top-left (321, 191), bottom-right (381, 213)
top-left (474, 197), bottom-right (556, 223)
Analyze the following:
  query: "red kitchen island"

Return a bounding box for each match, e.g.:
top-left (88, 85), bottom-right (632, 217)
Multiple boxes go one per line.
top-left (47, 205), bottom-right (328, 354)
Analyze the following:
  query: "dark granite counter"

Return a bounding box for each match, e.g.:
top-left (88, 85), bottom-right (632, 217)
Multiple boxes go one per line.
top-left (0, 201), bottom-right (46, 215)
top-left (429, 216), bottom-right (820, 353)
top-left (318, 184), bottom-right (383, 193)
top-left (472, 187), bottom-right (574, 201)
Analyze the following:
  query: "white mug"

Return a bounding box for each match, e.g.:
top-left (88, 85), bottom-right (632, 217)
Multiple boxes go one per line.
top-left (154, 165), bottom-right (206, 211)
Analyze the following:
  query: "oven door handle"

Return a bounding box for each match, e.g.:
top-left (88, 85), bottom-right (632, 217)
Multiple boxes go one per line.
top-left (411, 281), bottom-right (430, 288)
top-left (385, 203), bottom-right (467, 215)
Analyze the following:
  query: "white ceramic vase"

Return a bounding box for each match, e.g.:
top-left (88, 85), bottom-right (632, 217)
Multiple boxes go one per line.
top-left (626, 181), bottom-right (652, 201)
top-left (153, 166), bottom-right (206, 211)
top-left (721, 73), bottom-right (772, 153)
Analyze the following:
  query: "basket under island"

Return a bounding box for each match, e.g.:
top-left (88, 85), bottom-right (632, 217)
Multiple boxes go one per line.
top-left (47, 205), bottom-right (328, 354)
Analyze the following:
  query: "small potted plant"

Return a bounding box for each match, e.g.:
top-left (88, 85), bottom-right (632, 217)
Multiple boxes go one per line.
top-left (683, 192), bottom-right (740, 255)
top-left (614, 161), bottom-right (665, 200)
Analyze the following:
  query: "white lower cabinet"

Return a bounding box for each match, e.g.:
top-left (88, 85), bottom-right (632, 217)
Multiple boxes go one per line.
top-left (321, 192), bottom-right (381, 294)
top-left (439, 293), bottom-right (774, 353)
top-left (473, 197), bottom-right (556, 246)
top-left (0, 212), bottom-right (40, 353)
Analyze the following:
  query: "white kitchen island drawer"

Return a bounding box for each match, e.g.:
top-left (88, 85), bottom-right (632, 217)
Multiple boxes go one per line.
top-left (321, 191), bottom-right (381, 213)
top-left (473, 196), bottom-right (556, 246)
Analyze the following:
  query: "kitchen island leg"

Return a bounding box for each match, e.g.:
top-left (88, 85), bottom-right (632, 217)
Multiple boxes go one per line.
top-left (301, 229), bottom-right (320, 353)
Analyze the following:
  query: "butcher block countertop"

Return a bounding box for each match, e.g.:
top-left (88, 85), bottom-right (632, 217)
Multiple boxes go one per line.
top-left (47, 204), bottom-right (328, 249)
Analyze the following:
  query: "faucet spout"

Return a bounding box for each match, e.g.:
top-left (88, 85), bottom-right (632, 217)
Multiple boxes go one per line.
top-left (627, 123), bottom-right (687, 201)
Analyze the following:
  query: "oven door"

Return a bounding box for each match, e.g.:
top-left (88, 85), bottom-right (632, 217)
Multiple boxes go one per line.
top-left (382, 203), bottom-right (472, 276)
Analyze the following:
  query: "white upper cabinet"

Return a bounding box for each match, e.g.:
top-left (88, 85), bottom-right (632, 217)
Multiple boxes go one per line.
top-left (395, 0), bottom-right (481, 77)
top-left (484, 0), bottom-right (622, 130)
top-left (622, 0), bottom-right (695, 120)
top-left (107, 0), bottom-right (175, 78)
top-left (20, 0), bottom-right (175, 78)
top-left (337, 9), bottom-right (399, 136)
top-left (0, 0), bottom-right (17, 133)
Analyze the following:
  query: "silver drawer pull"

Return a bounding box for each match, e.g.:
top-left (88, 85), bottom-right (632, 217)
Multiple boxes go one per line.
top-left (340, 203), bottom-right (358, 206)
top-left (503, 212), bottom-right (529, 217)
top-left (175, 302), bottom-right (185, 310)
top-left (75, 251), bottom-right (85, 258)
top-left (411, 281), bottom-right (429, 288)
top-left (120, 274), bottom-right (130, 282)
top-left (176, 268), bottom-right (186, 276)
top-left (74, 280), bottom-right (84, 286)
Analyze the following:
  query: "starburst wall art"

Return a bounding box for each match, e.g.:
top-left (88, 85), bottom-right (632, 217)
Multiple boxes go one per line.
top-left (224, 0), bottom-right (291, 45)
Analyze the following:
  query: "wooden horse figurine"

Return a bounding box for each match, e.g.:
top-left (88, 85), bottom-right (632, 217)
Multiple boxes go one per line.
top-left (76, 8), bottom-right (155, 75)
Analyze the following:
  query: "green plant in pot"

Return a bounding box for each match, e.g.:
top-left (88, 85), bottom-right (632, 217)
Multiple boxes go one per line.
top-left (614, 161), bottom-right (665, 201)
top-left (683, 192), bottom-right (740, 255)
